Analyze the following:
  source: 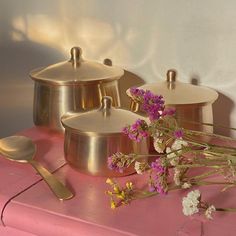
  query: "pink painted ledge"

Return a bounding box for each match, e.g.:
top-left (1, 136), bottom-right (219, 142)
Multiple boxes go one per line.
top-left (3, 166), bottom-right (236, 236)
top-left (1, 127), bottom-right (236, 235)
top-left (0, 127), bottom-right (66, 226)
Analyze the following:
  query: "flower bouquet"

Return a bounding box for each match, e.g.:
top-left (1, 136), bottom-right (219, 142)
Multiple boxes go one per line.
top-left (106, 88), bottom-right (236, 220)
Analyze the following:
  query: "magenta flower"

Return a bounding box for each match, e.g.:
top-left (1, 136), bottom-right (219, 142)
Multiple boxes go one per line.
top-left (130, 87), bottom-right (145, 97)
top-left (162, 107), bottom-right (176, 117)
top-left (130, 88), bottom-right (165, 121)
top-left (149, 158), bottom-right (168, 194)
top-left (174, 129), bottom-right (184, 139)
top-left (107, 155), bottom-right (124, 173)
top-left (123, 119), bottom-right (149, 142)
top-left (107, 153), bottom-right (134, 173)
top-left (151, 159), bottom-right (165, 175)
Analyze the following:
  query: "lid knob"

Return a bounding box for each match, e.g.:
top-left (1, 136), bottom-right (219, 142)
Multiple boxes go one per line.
top-left (166, 69), bottom-right (177, 90)
top-left (70, 47), bottom-right (82, 68)
top-left (100, 96), bottom-right (113, 117)
top-left (101, 96), bottom-right (112, 110)
top-left (166, 69), bottom-right (176, 83)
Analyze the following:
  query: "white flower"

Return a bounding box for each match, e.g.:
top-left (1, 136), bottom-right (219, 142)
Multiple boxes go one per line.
top-left (205, 205), bottom-right (216, 220)
top-left (166, 147), bottom-right (179, 166)
top-left (152, 131), bottom-right (162, 139)
top-left (182, 182), bottom-right (192, 189)
top-left (166, 139), bottom-right (188, 166)
top-left (182, 190), bottom-right (201, 216)
top-left (172, 139), bottom-right (188, 151)
top-left (153, 138), bottom-right (164, 153)
top-left (166, 147), bottom-right (176, 158)
top-left (134, 161), bottom-right (143, 175)
top-left (174, 168), bottom-right (181, 186)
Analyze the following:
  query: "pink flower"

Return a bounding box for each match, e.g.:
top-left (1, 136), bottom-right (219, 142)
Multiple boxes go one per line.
top-left (130, 88), bottom-right (165, 121)
top-left (123, 119), bottom-right (149, 142)
top-left (162, 107), bottom-right (176, 116)
top-left (173, 129), bottom-right (184, 139)
top-left (149, 159), bottom-right (168, 194)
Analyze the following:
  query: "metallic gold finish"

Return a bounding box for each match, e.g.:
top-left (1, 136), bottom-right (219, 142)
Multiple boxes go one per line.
top-left (61, 96), bottom-right (149, 176)
top-left (166, 69), bottom-right (176, 90)
top-left (30, 47), bottom-right (124, 131)
top-left (127, 69), bottom-right (218, 132)
top-left (0, 136), bottom-right (74, 200)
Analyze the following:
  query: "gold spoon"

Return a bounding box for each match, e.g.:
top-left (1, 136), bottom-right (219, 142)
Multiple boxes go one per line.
top-left (0, 135), bottom-right (74, 200)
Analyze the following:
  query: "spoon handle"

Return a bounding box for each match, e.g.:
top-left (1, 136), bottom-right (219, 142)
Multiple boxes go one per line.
top-left (29, 160), bottom-right (74, 200)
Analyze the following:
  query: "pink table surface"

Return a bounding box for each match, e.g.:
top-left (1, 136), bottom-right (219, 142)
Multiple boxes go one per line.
top-left (0, 127), bottom-right (65, 226)
top-left (1, 127), bottom-right (236, 236)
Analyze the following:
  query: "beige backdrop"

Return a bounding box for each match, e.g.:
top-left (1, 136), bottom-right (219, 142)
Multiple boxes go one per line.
top-left (0, 0), bottom-right (236, 137)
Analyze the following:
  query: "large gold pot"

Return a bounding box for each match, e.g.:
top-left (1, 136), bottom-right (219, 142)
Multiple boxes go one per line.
top-left (127, 69), bottom-right (219, 132)
top-left (30, 47), bottom-right (123, 131)
top-left (61, 96), bottom-right (149, 177)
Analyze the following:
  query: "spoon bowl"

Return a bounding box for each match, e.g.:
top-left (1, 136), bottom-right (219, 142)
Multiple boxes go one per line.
top-left (0, 135), bottom-right (74, 200)
top-left (0, 136), bottom-right (35, 162)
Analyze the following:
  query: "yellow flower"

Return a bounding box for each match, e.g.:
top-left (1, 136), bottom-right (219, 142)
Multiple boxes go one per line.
top-left (106, 190), bottom-right (113, 196)
top-left (117, 191), bottom-right (126, 200)
top-left (106, 178), bottom-right (114, 185)
top-left (126, 182), bottom-right (133, 190)
top-left (113, 185), bottom-right (120, 193)
top-left (111, 200), bottom-right (116, 209)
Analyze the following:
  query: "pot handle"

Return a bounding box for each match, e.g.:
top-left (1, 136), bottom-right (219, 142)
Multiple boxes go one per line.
top-left (103, 58), bottom-right (112, 66)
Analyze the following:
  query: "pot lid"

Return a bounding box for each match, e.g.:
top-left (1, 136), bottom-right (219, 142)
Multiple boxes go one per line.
top-left (61, 96), bottom-right (147, 135)
top-left (30, 47), bottom-right (124, 85)
top-left (127, 70), bottom-right (218, 105)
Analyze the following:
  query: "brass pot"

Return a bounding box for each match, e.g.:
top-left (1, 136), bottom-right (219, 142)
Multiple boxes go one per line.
top-left (30, 47), bottom-right (124, 131)
top-left (61, 96), bottom-right (149, 177)
top-left (127, 69), bottom-right (219, 132)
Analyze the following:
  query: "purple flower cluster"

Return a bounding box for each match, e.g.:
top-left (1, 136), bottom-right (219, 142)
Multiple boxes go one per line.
top-left (129, 87), bottom-right (145, 97)
top-left (123, 119), bottom-right (149, 142)
top-left (162, 107), bottom-right (176, 117)
top-left (107, 152), bottom-right (134, 173)
top-left (130, 88), bottom-right (165, 121)
top-left (107, 157), bottom-right (121, 173)
top-left (151, 159), bottom-right (165, 174)
top-left (173, 129), bottom-right (184, 139)
top-left (149, 159), bottom-right (168, 194)
top-left (142, 91), bottom-right (165, 121)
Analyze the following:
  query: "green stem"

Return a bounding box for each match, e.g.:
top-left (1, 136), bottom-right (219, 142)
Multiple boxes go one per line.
top-left (177, 164), bottom-right (224, 168)
top-left (187, 169), bottom-right (219, 181)
top-left (177, 119), bottom-right (236, 132)
top-left (216, 208), bottom-right (236, 212)
top-left (184, 128), bottom-right (236, 141)
top-left (193, 181), bottom-right (235, 186)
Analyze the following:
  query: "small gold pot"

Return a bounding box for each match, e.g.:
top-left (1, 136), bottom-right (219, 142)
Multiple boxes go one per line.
top-left (30, 47), bottom-right (123, 131)
top-left (61, 96), bottom-right (149, 177)
top-left (127, 69), bottom-right (219, 132)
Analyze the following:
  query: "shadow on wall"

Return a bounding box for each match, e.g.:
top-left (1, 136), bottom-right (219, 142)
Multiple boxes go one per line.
top-left (0, 14), bottom-right (65, 138)
top-left (0, 41), bottom-right (65, 138)
top-left (190, 78), bottom-right (234, 137)
top-left (118, 70), bottom-right (145, 109)
top-left (213, 92), bottom-right (234, 137)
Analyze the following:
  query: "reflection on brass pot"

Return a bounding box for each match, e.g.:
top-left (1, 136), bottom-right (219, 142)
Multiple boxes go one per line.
top-left (61, 96), bottom-right (149, 177)
top-left (30, 47), bottom-right (124, 131)
top-left (127, 69), bottom-right (218, 133)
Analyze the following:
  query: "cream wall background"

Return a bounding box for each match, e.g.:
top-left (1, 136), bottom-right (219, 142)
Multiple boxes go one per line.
top-left (0, 0), bottom-right (236, 137)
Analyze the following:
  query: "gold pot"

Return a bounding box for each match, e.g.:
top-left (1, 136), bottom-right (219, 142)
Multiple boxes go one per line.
top-left (61, 96), bottom-right (149, 177)
top-left (127, 69), bottom-right (219, 132)
top-left (30, 47), bottom-right (123, 131)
